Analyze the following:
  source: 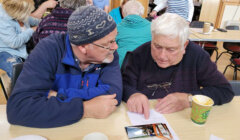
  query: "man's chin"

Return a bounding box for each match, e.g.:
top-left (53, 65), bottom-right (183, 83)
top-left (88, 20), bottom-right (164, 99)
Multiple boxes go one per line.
top-left (102, 57), bottom-right (114, 64)
top-left (157, 62), bottom-right (170, 68)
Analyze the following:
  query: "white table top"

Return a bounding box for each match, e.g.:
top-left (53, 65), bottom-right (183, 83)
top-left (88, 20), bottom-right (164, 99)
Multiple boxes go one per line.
top-left (1, 97), bottom-right (240, 140)
top-left (189, 28), bottom-right (240, 42)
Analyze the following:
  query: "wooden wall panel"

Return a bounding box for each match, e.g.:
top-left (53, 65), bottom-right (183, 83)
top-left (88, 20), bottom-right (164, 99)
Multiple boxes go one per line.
top-left (199, 0), bottom-right (221, 26)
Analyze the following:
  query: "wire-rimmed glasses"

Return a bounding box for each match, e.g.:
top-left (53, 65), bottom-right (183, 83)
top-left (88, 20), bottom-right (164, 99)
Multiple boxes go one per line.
top-left (147, 82), bottom-right (172, 96)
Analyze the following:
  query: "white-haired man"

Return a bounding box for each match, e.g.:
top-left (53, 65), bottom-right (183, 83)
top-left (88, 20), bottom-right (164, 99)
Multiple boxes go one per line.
top-left (122, 13), bottom-right (234, 119)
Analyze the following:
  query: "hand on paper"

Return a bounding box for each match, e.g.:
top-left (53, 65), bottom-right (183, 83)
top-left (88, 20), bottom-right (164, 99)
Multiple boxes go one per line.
top-left (127, 93), bottom-right (150, 119)
top-left (83, 94), bottom-right (118, 119)
top-left (155, 92), bottom-right (189, 114)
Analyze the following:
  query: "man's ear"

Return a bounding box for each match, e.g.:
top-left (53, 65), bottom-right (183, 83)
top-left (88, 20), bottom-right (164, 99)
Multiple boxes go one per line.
top-left (78, 45), bottom-right (88, 54)
top-left (184, 40), bottom-right (189, 49)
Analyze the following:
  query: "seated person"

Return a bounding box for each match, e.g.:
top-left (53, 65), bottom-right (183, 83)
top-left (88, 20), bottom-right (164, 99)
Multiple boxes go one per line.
top-left (122, 13), bottom-right (234, 119)
top-left (109, 0), bottom-right (129, 24)
top-left (0, 0), bottom-right (40, 78)
top-left (149, 0), bottom-right (194, 22)
top-left (33, 0), bottom-right (86, 44)
top-left (31, 0), bottom-right (58, 19)
top-left (7, 6), bottom-right (122, 128)
top-left (116, 0), bottom-right (151, 66)
top-left (92, 0), bottom-right (109, 13)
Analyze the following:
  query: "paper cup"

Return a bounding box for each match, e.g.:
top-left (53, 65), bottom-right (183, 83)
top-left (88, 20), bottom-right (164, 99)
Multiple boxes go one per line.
top-left (203, 22), bottom-right (211, 34)
top-left (191, 95), bottom-right (214, 125)
top-left (83, 132), bottom-right (108, 140)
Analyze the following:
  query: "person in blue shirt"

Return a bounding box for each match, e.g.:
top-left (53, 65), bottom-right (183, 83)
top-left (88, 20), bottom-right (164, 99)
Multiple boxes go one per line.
top-left (0, 0), bottom-right (40, 78)
top-left (92, 0), bottom-right (109, 13)
top-left (7, 6), bottom-right (122, 128)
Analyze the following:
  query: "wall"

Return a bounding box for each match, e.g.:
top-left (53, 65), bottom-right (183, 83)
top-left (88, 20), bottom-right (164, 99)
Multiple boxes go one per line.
top-left (199, 0), bottom-right (221, 26)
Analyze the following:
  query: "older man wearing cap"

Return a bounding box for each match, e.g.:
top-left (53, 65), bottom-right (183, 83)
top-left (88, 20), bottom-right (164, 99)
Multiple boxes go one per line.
top-left (7, 6), bottom-right (122, 128)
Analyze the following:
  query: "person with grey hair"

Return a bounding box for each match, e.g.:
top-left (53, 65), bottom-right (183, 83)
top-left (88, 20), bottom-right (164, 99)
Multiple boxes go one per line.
top-left (122, 13), bottom-right (234, 119)
top-left (116, 0), bottom-right (151, 66)
top-left (122, 0), bottom-right (144, 17)
top-left (7, 6), bottom-right (122, 128)
top-left (33, 0), bottom-right (86, 45)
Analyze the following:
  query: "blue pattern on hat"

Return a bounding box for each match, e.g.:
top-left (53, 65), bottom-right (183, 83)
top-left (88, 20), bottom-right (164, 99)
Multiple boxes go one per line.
top-left (67, 6), bottom-right (116, 45)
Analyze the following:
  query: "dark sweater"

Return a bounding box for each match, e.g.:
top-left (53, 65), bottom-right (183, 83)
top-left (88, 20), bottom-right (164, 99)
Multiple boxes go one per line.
top-left (33, 7), bottom-right (73, 44)
top-left (122, 41), bottom-right (234, 105)
top-left (7, 34), bottom-right (122, 128)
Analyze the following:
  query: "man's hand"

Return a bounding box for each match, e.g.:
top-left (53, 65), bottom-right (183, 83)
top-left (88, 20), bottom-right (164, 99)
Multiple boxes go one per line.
top-left (127, 93), bottom-right (150, 119)
top-left (47, 90), bottom-right (57, 99)
top-left (155, 92), bottom-right (190, 114)
top-left (150, 10), bottom-right (157, 17)
top-left (83, 94), bottom-right (118, 119)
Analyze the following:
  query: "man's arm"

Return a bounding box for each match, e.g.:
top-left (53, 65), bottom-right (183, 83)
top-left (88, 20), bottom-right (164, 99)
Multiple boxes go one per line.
top-left (150, 0), bottom-right (167, 17)
top-left (31, 0), bottom-right (58, 19)
top-left (122, 51), bottom-right (150, 119)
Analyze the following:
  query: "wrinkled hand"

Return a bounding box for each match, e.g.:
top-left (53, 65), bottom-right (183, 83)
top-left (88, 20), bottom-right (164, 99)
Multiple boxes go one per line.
top-left (47, 90), bottom-right (57, 99)
top-left (43, 0), bottom-right (58, 9)
top-left (150, 10), bottom-right (157, 17)
top-left (127, 93), bottom-right (150, 119)
top-left (83, 94), bottom-right (118, 119)
top-left (155, 92), bottom-right (190, 114)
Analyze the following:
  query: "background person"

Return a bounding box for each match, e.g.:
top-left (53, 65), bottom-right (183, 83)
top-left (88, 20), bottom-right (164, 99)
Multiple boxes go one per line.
top-left (116, 0), bottom-right (151, 66)
top-left (109, 0), bottom-right (129, 24)
top-left (33, 0), bottom-right (86, 45)
top-left (92, 0), bottom-right (109, 13)
top-left (0, 0), bottom-right (40, 78)
top-left (149, 0), bottom-right (194, 22)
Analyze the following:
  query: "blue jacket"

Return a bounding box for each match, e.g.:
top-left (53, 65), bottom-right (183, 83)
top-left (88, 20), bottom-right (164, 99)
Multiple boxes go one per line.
top-left (0, 4), bottom-right (40, 59)
top-left (7, 34), bottom-right (122, 128)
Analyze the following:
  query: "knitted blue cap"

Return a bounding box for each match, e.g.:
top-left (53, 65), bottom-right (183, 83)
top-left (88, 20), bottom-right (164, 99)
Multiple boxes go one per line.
top-left (67, 6), bottom-right (116, 45)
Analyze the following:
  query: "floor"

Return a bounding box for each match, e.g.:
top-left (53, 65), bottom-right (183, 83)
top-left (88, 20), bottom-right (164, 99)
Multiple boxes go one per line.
top-left (0, 43), bottom-right (238, 104)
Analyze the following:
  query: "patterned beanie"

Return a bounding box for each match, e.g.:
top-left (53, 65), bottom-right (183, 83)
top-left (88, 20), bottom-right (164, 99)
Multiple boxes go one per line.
top-left (67, 6), bottom-right (116, 45)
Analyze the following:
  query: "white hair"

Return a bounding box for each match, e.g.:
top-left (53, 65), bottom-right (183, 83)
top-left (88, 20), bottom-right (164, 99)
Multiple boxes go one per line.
top-left (151, 13), bottom-right (189, 48)
top-left (59, 0), bottom-right (86, 9)
top-left (122, 0), bottom-right (144, 17)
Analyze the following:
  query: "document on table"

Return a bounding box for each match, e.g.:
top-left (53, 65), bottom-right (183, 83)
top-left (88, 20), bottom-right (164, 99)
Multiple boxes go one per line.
top-left (127, 109), bottom-right (179, 140)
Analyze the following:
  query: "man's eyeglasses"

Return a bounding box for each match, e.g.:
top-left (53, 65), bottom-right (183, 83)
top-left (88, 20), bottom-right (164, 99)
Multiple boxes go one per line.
top-left (147, 82), bottom-right (172, 96)
top-left (91, 40), bottom-right (116, 50)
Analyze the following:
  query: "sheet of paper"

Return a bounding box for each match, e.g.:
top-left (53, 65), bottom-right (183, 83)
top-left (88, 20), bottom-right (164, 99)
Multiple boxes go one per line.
top-left (209, 134), bottom-right (224, 140)
top-left (127, 109), bottom-right (179, 140)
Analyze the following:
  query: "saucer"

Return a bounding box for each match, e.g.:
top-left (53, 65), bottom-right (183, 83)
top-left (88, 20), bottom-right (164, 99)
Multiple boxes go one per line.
top-left (83, 132), bottom-right (108, 140)
top-left (12, 135), bottom-right (47, 140)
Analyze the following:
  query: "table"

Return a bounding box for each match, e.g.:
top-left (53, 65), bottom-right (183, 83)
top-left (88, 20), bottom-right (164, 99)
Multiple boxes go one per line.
top-left (1, 97), bottom-right (240, 140)
top-left (189, 28), bottom-right (240, 42)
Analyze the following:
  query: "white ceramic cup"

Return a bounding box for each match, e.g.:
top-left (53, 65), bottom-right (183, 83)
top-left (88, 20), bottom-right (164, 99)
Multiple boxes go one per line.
top-left (83, 132), bottom-right (108, 140)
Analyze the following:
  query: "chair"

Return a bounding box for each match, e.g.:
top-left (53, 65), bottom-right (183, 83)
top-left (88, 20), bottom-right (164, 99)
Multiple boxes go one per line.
top-left (223, 58), bottom-right (240, 80)
top-left (229, 80), bottom-right (240, 96)
top-left (216, 25), bottom-right (240, 63)
top-left (0, 62), bottom-right (23, 100)
top-left (0, 69), bottom-right (9, 100)
top-left (121, 51), bottom-right (132, 73)
top-left (10, 63), bottom-right (24, 94)
top-left (190, 21), bottom-right (218, 61)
